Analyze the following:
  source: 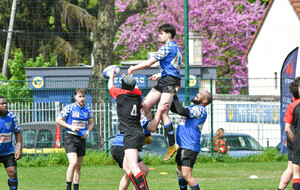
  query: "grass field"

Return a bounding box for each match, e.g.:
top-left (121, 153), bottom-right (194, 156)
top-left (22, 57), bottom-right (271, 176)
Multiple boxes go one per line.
top-left (0, 161), bottom-right (291, 190)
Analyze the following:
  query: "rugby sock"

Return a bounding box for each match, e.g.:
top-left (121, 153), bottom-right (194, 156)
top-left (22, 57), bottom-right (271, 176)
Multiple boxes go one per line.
top-left (74, 183), bottom-right (79, 190)
top-left (293, 178), bottom-right (300, 190)
top-left (144, 129), bottom-right (151, 137)
top-left (178, 177), bottom-right (187, 190)
top-left (135, 171), bottom-right (149, 190)
top-left (128, 172), bottom-right (139, 190)
top-left (190, 183), bottom-right (200, 190)
top-left (8, 177), bottom-right (18, 190)
top-left (66, 181), bottom-right (72, 190)
top-left (164, 122), bottom-right (175, 146)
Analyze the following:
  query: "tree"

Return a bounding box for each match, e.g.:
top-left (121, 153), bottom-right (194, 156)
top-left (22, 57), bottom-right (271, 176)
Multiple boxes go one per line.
top-left (114, 0), bottom-right (266, 94)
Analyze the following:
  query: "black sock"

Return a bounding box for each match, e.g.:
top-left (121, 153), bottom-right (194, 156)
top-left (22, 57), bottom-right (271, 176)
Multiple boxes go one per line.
top-left (294, 179), bottom-right (300, 190)
top-left (8, 177), bottom-right (18, 190)
top-left (128, 172), bottom-right (139, 190)
top-left (164, 122), bottom-right (175, 146)
top-left (135, 171), bottom-right (149, 190)
top-left (178, 177), bottom-right (187, 190)
top-left (66, 181), bottom-right (72, 190)
top-left (74, 183), bottom-right (79, 190)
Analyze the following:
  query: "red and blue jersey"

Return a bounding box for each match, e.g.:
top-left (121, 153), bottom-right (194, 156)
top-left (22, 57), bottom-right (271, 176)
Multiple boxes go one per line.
top-left (154, 41), bottom-right (182, 79)
top-left (0, 111), bottom-right (20, 156)
top-left (59, 102), bottom-right (93, 136)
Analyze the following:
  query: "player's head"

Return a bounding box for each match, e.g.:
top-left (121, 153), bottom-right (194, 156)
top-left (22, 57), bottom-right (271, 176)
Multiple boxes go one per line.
top-left (191, 91), bottom-right (212, 106)
top-left (122, 75), bottom-right (136, 91)
top-left (289, 77), bottom-right (300, 99)
top-left (217, 128), bottom-right (224, 137)
top-left (0, 96), bottom-right (8, 116)
top-left (158, 24), bottom-right (176, 39)
top-left (74, 88), bottom-right (87, 107)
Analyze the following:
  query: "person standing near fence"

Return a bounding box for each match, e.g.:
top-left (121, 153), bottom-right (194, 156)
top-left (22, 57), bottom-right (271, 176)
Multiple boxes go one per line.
top-left (283, 77), bottom-right (300, 190)
top-left (56, 88), bottom-right (94, 190)
top-left (108, 70), bottom-right (149, 190)
top-left (213, 128), bottom-right (229, 154)
top-left (170, 88), bottom-right (212, 190)
top-left (128, 23), bottom-right (182, 161)
top-left (0, 96), bottom-right (22, 190)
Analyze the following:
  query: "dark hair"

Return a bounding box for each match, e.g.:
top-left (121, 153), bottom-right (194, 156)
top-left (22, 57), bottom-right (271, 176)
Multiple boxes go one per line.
top-left (75, 88), bottom-right (87, 96)
top-left (122, 75), bottom-right (136, 91)
top-left (289, 77), bottom-right (300, 99)
top-left (0, 96), bottom-right (5, 99)
top-left (158, 24), bottom-right (176, 39)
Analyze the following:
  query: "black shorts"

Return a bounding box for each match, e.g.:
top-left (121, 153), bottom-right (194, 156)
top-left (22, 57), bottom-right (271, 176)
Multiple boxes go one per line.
top-left (154, 76), bottom-right (180, 93)
top-left (64, 133), bottom-right (86, 156)
top-left (111, 145), bottom-right (143, 168)
top-left (0, 153), bottom-right (17, 168)
top-left (292, 154), bottom-right (300, 165)
top-left (175, 148), bottom-right (199, 168)
top-left (288, 150), bottom-right (294, 161)
top-left (123, 129), bottom-right (144, 151)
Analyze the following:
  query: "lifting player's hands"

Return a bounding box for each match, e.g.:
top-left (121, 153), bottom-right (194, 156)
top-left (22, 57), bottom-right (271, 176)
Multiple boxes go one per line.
top-left (70, 125), bottom-right (81, 132)
top-left (128, 65), bottom-right (134, 75)
top-left (175, 85), bottom-right (180, 95)
top-left (109, 67), bottom-right (116, 78)
top-left (158, 102), bottom-right (170, 113)
top-left (149, 73), bottom-right (161, 81)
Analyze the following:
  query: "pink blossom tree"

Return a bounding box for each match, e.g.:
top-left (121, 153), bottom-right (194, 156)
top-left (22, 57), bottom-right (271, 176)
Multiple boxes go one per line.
top-left (115, 0), bottom-right (266, 94)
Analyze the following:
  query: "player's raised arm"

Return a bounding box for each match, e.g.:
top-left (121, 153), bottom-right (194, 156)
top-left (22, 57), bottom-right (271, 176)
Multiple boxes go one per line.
top-left (108, 67), bottom-right (116, 90)
top-left (128, 57), bottom-right (157, 75)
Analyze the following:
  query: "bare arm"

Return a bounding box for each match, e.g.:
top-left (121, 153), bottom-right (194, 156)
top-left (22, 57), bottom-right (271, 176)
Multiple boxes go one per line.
top-left (147, 102), bottom-right (169, 132)
top-left (14, 131), bottom-right (22, 160)
top-left (128, 57), bottom-right (157, 75)
top-left (285, 123), bottom-right (294, 143)
top-left (82, 118), bottom-right (95, 139)
top-left (108, 68), bottom-right (116, 90)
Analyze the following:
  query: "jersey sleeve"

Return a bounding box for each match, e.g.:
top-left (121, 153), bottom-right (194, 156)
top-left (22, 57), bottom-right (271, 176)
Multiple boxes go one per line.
top-left (110, 86), bottom-right (122, 100)
top-left (140, 113), bottom-right (150, 129)
top-left (88, 107), bottom-right (93, 119)
top-left (12, 114), bottom-right (20, 132)
top-left (284, 104), bottom-right (294, 124)
top-left (60, 104), bottom-right (72, 120)
top-left (154, 45), bottom-right (170, 61)
top-left (188, 105), bottom-right (207, 119)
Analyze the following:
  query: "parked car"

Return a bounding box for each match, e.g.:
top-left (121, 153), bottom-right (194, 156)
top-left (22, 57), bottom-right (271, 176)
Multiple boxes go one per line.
top-left (103, 133), bottom-right (168, 158)
top-left (21, 123), bottom-right (101, 151)
top-left (200, 132), bottom-right (264, 157)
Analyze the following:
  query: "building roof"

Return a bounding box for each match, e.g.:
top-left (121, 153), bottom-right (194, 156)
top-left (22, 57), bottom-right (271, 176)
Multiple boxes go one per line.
top-left (244, 0), bottom-right (300, 60)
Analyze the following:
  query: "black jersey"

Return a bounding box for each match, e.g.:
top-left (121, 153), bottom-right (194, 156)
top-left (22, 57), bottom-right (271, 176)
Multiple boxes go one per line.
top-left (110, 86), bottom-right (142, 133)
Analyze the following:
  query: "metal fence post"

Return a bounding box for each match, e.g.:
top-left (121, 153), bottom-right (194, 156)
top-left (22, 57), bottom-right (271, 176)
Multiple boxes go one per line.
top-left (105, 79), bottom-right (109, 157)
top-left (210, 78), bottom-right (214, 157)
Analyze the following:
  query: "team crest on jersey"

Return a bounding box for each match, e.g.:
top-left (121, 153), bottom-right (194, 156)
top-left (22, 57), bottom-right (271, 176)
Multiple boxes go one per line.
top-left (5, 122), bottom-right (12, 130)
top-left (72, 111), bottom-right (80, 118)
top-left (179, 117), bottom-right (186, 126)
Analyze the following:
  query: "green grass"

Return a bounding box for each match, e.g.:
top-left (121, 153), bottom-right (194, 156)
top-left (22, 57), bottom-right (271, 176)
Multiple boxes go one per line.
top-left (0, 161), bottom-right (291, 190)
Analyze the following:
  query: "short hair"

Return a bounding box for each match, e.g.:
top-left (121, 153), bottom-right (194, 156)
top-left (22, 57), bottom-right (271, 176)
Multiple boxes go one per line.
top-left (0, 96), bottom-right (5, 99)
top-left (289, 77), bottom-right (300, 99)
top-left (158, 24), bottom-right (176, 39)
top-left (122, 75), bottom-right (136, 91)
top-left (75, 88), bottom-right (87, 96)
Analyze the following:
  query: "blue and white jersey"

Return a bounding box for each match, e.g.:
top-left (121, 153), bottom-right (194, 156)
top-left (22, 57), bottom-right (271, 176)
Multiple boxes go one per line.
top-left (176, 105), bottom-right (207, 152)
top-left (154, 41), bottom-right (182, 79)
top-left (59, 102), bottom-right (93, 136)
top-left (0, 111), bottom-right (20, 156)
top-left (140, 113), bottom-right (150, 130)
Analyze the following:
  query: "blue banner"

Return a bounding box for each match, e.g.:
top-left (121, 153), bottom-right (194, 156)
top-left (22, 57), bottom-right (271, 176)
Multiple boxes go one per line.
top-left (226, 104), bottom-right (279, 123)
top-left (280, 47), bottom-right (298, 153)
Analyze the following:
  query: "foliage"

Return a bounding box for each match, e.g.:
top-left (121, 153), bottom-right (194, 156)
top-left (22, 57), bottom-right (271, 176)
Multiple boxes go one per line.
top-left (115, 0), bottom-right (266, 94)
top-left (0, 49), bottom-right (56, 102)
top-left (18, 148), bottom-right (285, 167)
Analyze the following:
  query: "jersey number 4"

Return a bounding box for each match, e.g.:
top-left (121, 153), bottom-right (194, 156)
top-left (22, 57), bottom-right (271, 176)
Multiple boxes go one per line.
top-left (131, 104), bottom-right (137, 116)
